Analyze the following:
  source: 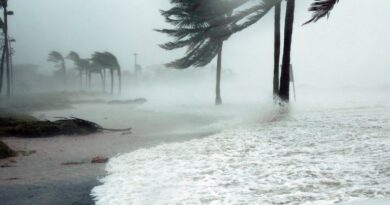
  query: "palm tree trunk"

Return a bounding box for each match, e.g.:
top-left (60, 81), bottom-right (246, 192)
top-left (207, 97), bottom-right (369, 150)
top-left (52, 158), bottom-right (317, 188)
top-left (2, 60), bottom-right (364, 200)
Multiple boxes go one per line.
top-left (215, 42), bottom-right (223, 105)
top-left (117, 68), bottom-right (122, 95)
top-left (88, 72), bottom-right (91, 90)
top-left (110, 69), bottom-right (114, 95)
top-left (85, 70), bottom-right (89, 90)
top-left (279, 0), bottom-right (295, 103)
top-left (273, 2), bottom-right (281, 100)
top-left (62, 61), bottom-right (66, 91)
top-left (103, 69), bottom-right (106, 92)
top-left (79, 70), bottom-right (82, 90)
top-left (100, 70), bottom-right (104, 92)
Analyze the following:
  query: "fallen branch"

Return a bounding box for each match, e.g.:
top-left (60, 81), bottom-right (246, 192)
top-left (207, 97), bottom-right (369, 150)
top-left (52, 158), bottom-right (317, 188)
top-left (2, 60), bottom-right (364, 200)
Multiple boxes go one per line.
top-left (0, 116), bottom-right (131, 138)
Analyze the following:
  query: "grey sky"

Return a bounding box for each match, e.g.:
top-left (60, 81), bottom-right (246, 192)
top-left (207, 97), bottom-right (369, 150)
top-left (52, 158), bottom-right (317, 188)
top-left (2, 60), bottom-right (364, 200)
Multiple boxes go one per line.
top-left (8, 0), bottom-right (390, 87)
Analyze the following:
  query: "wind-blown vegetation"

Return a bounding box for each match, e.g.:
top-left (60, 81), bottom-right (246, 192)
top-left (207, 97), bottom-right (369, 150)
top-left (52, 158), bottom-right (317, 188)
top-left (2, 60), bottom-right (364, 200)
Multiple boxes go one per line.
top-left (158, 0), bottom-right (248, 105)
top-left (47, 51), bottom-right (67, 90)
top-left (91, 52), bottom-right (122, 95)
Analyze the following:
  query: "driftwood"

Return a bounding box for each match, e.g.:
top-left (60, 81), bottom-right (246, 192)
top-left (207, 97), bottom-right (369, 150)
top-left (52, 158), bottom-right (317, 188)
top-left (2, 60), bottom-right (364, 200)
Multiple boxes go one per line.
top-left (0, 116), bottom-right (131, 138)
top-left (0, 140), bottom-right (16, 159)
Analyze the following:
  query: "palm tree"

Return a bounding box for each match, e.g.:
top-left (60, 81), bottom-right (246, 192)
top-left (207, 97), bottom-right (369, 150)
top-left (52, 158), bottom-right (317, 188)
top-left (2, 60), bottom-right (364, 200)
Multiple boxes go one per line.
top-left (67, 51), bottom-right (85, 89)
top-left (47, 51), bottom-right (66, 90)
top-left (91, 52), bottom-right (121, 95)
top-left (67, 51), bottom-right (103, 90)
top-left (158, 0), bottom-right (244, 105)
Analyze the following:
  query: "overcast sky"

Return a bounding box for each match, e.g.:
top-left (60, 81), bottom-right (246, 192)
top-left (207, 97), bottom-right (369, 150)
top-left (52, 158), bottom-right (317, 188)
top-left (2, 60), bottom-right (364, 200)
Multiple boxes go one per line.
top-left (8, 0), bottom-right (390, 87)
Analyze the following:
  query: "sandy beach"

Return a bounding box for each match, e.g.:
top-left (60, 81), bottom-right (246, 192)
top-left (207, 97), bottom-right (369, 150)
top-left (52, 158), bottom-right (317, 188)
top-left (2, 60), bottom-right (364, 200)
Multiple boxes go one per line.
top-left (0, 95), bottom-right (258, 205)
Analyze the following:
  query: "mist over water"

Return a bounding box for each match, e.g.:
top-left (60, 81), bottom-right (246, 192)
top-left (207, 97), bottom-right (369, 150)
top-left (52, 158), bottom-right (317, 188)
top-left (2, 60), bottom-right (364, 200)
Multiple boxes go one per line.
top-left (1, 0), bottom-right (390, 205)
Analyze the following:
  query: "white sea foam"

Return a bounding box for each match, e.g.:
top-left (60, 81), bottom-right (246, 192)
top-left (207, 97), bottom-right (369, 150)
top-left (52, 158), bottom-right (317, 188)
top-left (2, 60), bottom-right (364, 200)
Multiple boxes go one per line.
top-left (92, 103), bottom-right (390, 205)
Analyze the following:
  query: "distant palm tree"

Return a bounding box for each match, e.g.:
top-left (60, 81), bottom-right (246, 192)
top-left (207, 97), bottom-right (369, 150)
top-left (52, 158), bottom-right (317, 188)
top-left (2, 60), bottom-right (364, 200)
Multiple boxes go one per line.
top-left (91, 52), bottom-right (121, 95)
top-left (158, 0), bottom-right (243, 105)
top-left (47, 51), bottom-right (66, 90)
top-left (67, 51), bottom-right (103, 90)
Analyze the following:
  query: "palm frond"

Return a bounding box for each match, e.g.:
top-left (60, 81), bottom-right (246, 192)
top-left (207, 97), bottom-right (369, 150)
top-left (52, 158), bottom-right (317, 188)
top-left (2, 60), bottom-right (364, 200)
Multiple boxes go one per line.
top-left (67, 51), bottom-right (80, 61)
top-left (91, 52), bottom-right (120, 70)
top-left (158, 0), bottom-right (268, 69)
top-left (47, 51), bottom-right (64, 63)
top-left (304, 0), bottom-right (340, 25)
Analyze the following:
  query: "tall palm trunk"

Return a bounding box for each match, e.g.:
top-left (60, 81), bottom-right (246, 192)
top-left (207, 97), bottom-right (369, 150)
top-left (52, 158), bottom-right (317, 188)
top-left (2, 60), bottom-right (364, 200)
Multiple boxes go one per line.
top-left (62, 61), bottom-right (66, 90)
top-left (117, 68), bottom-right (122, 94)
top-left (88, 72), bottom-right (92, 89)
top-left (85, 70), bottom-right (89, 90)
top-left (110, 69), bottom-right (114, 95)
top-left (273, 2), bottom-right (281, 100)
top-left (215, 42), bottom-right (223, 105)
top-left (79, 70), bottom-right (83, 90)
top-left (102, 69), bottom-right (106, 92)
top-left (279, 0), bottom-right (295, 103)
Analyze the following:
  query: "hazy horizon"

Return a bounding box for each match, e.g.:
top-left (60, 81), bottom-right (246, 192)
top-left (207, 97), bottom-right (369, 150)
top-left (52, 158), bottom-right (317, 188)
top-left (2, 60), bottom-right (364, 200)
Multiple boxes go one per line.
top-left (8, 0), bottom-right (390, 88)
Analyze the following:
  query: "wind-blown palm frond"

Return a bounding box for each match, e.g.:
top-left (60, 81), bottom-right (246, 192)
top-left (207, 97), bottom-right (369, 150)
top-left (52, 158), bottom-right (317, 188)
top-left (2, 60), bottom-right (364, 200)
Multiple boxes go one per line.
top-left (304, 0), bottom-right (340, 25)
top-left (47, 51), bottom-right (64, 64)
top-left (91, 52), bottom-right (120, 69)
top-left (67, 51), bottom-right (80, 61)
top-left (158, 0), bottom-right (276, 69)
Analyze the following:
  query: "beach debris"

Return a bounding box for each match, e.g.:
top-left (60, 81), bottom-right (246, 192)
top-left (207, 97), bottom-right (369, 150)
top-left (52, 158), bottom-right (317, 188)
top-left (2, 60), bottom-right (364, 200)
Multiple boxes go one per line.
top-left (91, 156), bottom-right (109, 164)
top-left (17, 150), bottom-right (37, 156)
top-left (0, 140), bottom-right (16, 159)
top-left (0, 114), bottom-right (131, 138)
top-left (71, 98), bottom-right (147, 105)
top-left (6, 177), bottom-right (20, 181)
top-left (108, 98), bottom-right (147, 105)
top-left (61, 161), bottom-right (86, 166)
top-left (0, 163), bottom-right (16, 168)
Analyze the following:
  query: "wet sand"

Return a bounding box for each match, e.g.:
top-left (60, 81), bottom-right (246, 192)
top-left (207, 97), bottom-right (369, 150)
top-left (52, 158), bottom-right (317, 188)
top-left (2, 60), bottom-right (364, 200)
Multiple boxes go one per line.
top-left (0, 103), bottom-right (230, 205)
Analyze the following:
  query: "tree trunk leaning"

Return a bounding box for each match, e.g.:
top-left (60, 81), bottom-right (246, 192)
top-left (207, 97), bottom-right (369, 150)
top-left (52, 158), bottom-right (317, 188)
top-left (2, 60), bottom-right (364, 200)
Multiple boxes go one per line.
top-left (118, 69), bottom-right (122, 95)
top-left (110, 69), bottom-right (114, 95)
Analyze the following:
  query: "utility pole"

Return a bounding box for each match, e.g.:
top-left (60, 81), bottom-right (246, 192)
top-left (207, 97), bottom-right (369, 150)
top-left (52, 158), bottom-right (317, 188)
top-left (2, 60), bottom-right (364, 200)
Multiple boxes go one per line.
top-left (1, 0), bottom-right (13, 98)
top-left (8, 37), bottom-right (14, 93)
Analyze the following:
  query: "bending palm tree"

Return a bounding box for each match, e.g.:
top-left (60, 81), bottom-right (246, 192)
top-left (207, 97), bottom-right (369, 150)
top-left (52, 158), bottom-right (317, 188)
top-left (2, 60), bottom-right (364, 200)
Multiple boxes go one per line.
top-left (91, 52), bottom-right (121, 95)
top-left (67, 51), bottom-right (87, 89)
top-left (67, 51), bottom-right (103, 90)
top-left (47, 51), bottom-right (66, 90)
top-left (158, 0), bottom-right (243, 105)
